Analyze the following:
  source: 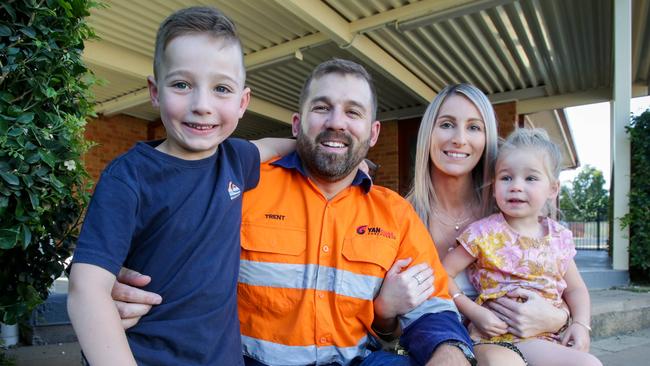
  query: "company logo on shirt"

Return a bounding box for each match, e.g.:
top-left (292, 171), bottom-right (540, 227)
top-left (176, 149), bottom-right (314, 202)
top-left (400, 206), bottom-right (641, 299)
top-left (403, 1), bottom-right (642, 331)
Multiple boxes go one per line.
top-left (228, 181), bottom-right (241, 200)
top-left (356, 225), bottom-right (396, 239)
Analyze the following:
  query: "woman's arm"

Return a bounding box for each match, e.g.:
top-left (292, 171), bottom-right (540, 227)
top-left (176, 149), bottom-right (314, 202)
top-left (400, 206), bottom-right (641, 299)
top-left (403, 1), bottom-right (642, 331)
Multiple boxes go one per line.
top-left (252, 138), bottom-right (295, 162)
top-left (372, 258), bottom-right (434, 339)
top-left (68, 264), bottom-right (137, 366)
top-left (561, 260), bottom-right (592, 351)
top-left (443, 247), bottom-right (508, 338)
top-left (484, 288), bottom-right (569, 338)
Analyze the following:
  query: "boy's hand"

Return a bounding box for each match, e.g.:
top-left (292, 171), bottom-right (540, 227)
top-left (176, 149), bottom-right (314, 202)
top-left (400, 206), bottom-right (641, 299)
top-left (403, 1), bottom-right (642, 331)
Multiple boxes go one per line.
top-left (469, 306), bottom-right (508, 339)
top-left (112, 268), bottom-right (162, 329)
top-left (561, 323), bottom-right (591, 351)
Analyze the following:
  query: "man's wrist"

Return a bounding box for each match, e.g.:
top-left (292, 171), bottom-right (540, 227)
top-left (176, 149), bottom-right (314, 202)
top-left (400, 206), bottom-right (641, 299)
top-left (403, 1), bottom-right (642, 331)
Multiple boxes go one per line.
top-left (438, 340), bottom-right (477, 366)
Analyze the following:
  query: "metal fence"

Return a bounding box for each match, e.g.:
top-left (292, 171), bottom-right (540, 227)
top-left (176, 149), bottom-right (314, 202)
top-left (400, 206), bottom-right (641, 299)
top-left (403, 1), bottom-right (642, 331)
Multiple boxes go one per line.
top-left (564, 221), bottom-right (609, 250)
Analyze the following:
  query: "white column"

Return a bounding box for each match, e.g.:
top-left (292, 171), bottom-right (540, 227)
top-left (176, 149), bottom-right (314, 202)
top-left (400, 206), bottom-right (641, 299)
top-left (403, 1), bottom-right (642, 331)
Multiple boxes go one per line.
top-left (611, 0), bottom-right (632, 270)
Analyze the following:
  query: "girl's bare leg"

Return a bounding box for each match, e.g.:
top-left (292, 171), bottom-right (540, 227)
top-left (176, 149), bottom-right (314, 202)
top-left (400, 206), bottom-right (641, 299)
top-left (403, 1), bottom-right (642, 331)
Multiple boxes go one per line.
top-left (516, 339), bottom-right (602, 366)
top-left (474, 343), bottom-right (526, 366)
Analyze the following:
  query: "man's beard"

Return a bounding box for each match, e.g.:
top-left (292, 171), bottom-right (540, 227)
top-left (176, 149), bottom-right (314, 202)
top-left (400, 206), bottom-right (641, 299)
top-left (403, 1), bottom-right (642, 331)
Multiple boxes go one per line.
top-left (296, 129), bottom-right (370, 182)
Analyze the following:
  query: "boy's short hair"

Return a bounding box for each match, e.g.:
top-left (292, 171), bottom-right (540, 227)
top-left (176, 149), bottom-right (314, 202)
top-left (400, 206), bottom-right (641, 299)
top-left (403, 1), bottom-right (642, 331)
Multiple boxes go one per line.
top-left (298, 58), bottom-right (378, 121)
top-left (153, 6), bottom-right (245, 82)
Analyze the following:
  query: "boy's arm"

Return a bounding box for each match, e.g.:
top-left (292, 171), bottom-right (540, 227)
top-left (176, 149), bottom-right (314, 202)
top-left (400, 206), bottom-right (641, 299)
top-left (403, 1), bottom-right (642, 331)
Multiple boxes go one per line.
top-left (68, 263), bottom-right (137, 366)
top-left (561, 259), bottom-right (592, 351)
top-left (251, 138), bottom-right (295, 162)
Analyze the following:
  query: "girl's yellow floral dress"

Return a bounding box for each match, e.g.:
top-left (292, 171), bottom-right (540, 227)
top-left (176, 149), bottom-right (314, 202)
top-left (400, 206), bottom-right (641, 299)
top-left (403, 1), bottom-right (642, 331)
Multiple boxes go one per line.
top-left (457, 213), bottom-right (576, 343)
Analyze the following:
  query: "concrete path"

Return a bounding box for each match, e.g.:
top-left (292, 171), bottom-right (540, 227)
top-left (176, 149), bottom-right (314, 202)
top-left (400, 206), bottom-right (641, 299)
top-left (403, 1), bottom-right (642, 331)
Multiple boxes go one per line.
top-left (592, 327), bottom-right (650, 366)
top-left (4, 329), bottom-right (650, 365)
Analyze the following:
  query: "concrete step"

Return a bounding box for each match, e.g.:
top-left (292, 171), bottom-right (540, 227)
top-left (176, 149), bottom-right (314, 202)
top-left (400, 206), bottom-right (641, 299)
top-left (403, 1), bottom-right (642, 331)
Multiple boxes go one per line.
top-left (590, 288), bottom-right (650, 338)
top-left (580, 269), bottom-right (630, 289)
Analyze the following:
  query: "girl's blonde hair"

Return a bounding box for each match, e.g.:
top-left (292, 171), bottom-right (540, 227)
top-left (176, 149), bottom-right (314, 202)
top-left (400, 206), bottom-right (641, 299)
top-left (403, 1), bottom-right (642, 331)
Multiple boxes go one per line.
top-left (498, 127), bottom-right (562, 181)
top-left (498, 127), bottom-right (563, 216)
top-left (406, 84), bottom-right (498, 232)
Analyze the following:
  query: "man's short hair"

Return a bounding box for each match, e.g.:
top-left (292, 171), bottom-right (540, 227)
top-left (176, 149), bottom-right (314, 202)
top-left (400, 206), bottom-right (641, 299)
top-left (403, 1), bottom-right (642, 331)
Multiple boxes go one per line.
top-left (153, 6), bottom-right (244, 82)
top-left (298, 58), bottom-right (378, 120)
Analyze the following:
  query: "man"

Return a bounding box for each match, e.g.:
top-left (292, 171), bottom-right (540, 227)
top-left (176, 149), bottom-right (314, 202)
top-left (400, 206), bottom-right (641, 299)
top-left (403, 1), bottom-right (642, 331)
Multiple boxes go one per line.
top-left (113, 59), bottom-right (474, 365)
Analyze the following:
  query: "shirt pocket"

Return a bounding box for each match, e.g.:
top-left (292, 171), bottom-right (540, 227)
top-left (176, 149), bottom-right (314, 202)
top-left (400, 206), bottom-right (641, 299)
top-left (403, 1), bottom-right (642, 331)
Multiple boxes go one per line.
top-left (342, 236), bottom-right (398, 272)
top-left (241, 223), bottom-right (306, 256)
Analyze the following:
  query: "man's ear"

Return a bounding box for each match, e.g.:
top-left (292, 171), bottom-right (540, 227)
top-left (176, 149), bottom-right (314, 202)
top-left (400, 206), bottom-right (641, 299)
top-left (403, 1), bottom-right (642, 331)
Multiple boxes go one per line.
top-left (291, 113), bottom-right (301, 137)
top-left (368, 120), bottom-right (381, 147)
top-left (147, 76), bottom-right (160, 108)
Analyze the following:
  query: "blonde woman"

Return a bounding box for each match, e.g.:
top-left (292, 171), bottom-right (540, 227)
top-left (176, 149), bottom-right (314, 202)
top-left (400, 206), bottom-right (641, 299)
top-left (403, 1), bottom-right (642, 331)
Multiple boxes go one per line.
top-left (379, 84), bottom-right (570, 365)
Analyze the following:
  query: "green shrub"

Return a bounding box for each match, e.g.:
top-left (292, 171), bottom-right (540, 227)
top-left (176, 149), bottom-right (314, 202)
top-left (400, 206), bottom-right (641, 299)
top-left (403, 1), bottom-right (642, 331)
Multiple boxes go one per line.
top-left (622, 109), bottom-right (650, 282)
top-left (0, 0), bottom-right (98, 324)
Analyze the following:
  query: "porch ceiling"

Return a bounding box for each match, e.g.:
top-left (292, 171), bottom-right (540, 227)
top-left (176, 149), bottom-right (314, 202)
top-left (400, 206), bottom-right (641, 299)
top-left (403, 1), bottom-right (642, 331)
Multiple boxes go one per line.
top-left (85, 0), bottom-right (650, 142)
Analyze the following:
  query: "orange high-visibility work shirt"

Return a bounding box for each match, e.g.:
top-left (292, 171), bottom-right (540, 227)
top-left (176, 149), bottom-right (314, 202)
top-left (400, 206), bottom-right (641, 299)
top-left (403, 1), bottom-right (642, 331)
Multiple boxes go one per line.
top-left (238, 154), bottom-right (456, 365)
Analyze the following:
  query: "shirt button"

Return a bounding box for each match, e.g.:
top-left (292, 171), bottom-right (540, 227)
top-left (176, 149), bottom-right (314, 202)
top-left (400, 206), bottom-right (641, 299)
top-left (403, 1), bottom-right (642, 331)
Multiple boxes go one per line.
top-left (318, 292), bottom-right (325, 299)
top-left (320, 337), bottom-right (327, 344)
top-left (322, 245), bottom-right (329, 253)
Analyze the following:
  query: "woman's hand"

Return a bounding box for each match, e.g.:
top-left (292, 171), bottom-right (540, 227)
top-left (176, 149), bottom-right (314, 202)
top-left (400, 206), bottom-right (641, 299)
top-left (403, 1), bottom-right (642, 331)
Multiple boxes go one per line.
top-left (485, 288), bottom-right (569, 338)
top-left (561, 323), bottom-right (591, 351)
top-left (374, 258), bottom-right (434, 319)
top-left (112, 268), bottom-right (162, 329)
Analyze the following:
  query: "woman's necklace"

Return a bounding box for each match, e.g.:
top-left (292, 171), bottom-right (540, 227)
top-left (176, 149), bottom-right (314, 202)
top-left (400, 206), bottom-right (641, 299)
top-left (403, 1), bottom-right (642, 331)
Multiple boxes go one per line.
top-left (432, 205), bottom-right (473, 231)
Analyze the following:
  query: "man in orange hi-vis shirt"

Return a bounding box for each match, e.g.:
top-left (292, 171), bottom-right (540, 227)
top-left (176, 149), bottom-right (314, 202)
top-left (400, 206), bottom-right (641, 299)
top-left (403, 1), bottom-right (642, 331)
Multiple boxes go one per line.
top-left (112, 59), bottom-right (474, 366)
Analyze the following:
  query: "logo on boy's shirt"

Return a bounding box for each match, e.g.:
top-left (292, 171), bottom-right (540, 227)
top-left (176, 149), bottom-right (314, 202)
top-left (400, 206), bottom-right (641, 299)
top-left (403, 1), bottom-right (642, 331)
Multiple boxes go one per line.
top-left (228, 181), bottom-right (241, 200)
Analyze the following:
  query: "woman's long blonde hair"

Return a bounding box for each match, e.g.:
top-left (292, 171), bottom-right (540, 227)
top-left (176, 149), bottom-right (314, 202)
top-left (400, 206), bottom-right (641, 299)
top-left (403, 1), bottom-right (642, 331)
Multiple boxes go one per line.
top-left (406, 84), bottom-right (498, 232)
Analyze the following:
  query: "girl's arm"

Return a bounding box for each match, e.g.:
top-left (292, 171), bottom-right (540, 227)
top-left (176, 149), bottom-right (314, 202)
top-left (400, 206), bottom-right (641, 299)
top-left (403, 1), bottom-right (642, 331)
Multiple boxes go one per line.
top-left (252, 138), bottom-right (295, 162)
top-left (67, 263), bottom-right (137, 366)
top-left (561, 259), bottom-right (592, 351)
top-left (443, 246), bottom-right (508, 338)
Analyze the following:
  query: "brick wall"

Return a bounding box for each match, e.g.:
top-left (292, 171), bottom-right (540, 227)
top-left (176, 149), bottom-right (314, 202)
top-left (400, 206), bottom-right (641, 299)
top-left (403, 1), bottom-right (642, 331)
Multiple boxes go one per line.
top-left (493, 101), bottom-right (517, 138)
top-left (367, 120), bottom-right (399, 192)
top-left (84, 114), bottom-right (150, 183)
top-left (83, 101), bottom-right (517, 193)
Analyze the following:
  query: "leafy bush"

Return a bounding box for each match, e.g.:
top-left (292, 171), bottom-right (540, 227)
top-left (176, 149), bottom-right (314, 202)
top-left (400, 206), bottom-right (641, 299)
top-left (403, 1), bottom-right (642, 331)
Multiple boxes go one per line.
top-left (622, 109), bottom-right (650, 282)
top-left (560, 165), bottom-right (609, 222)
top-left (0, 0), bottom-right (97, 324)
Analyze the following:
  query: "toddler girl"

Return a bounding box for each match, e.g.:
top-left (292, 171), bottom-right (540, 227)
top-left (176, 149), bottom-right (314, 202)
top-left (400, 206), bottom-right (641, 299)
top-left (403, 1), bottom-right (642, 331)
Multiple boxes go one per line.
top-left (443, 128), bottom-right (601, 365)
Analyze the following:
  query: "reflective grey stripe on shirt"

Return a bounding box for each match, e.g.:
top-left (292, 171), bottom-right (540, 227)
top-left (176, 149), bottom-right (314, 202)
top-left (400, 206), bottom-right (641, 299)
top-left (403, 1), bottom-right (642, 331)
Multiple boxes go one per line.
top-left (238, 260), bottom-right (383, 301)
top-left (241, 334), bottom-right (371, 366)
top-left (400, 297), bottom-right (460, 329)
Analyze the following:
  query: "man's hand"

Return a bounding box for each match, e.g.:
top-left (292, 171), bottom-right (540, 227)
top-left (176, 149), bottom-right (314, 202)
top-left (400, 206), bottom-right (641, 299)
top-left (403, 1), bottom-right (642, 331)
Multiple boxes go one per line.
top-left (112, 268), bottom-right (162, 329)
top-left (485, 288), bottom-right (568, 338)
top-left (425, 344), bottom-right (470, 366)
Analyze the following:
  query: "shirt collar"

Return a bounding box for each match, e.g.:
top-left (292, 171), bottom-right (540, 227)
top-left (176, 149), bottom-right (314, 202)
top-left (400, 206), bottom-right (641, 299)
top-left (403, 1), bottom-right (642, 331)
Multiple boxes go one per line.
top-left (271, 151), bottom-right (373, 193)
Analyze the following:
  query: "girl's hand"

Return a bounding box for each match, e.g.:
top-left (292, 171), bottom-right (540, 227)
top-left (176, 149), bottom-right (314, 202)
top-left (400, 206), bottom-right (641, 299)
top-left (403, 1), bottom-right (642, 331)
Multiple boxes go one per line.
top-left (374, 258), bottom-right (434, 319)
top-left (561, 323), bottom-right (591, 351)
top-left (469, 306), bottom-right (508, 339)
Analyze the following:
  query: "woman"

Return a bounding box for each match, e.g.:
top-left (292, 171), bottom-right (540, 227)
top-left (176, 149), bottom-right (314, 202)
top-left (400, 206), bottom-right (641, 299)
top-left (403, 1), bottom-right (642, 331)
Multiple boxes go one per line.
top-left (381, 84), bottom-right (570, 365)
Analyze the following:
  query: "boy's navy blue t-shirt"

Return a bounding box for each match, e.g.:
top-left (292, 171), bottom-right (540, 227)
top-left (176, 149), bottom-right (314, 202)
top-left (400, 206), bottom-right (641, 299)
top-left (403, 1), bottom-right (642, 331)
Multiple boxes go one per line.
top-left (73, 138), bottom-right (260, 365)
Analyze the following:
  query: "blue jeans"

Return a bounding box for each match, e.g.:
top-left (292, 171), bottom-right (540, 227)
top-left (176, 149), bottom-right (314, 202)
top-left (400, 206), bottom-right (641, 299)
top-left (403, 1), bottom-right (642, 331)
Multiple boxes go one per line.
top-left (244, 350), bottom-right (413, 366)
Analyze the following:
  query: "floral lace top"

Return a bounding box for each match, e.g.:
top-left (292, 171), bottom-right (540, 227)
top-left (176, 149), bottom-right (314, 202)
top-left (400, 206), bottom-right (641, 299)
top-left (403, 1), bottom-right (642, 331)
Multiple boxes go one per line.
top-left (457, 213), bottom-right (576, 343)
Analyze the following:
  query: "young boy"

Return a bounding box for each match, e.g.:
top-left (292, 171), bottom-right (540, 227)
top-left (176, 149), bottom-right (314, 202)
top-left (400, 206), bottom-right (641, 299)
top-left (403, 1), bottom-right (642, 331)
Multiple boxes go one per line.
top-left (67, 7), bottom-right (291, 366)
